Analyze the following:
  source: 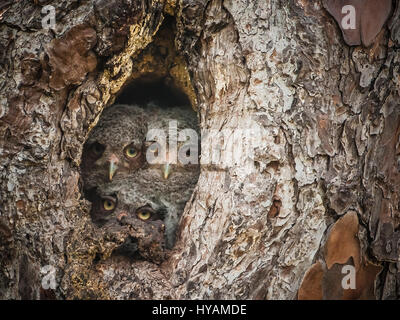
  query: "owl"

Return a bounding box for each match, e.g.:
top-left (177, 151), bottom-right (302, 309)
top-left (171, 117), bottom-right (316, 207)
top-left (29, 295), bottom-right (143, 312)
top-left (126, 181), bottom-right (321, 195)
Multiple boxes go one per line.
top-left (127, 163), bottom-right (199, 249)
top-left (81, 104), bottom-right (148, 191)
top-left (141, 104), bottom-right (200, 248)
top-left (88, 178), bottom-right (167, 264)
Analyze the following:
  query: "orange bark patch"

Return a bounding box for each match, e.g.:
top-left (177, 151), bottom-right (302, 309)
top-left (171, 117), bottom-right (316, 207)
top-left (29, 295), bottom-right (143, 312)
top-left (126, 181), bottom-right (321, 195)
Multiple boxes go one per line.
top-left (268, 199), bottom-right (282, 218)
top-left (46, 25), bottom-right (97, 90)
top-left (298, 261), bottom-right (324, 300)
top-left (325, 211), bottom-right (360, 270)
top-left (343, 260), bottom-right (382, 300)
top-left (323, 0), bottom-right (392, 47)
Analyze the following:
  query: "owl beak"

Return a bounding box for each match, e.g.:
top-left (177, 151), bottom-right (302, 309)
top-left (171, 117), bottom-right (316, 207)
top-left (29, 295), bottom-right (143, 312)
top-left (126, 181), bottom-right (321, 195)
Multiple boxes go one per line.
top-left (162, 163), bottom-right (171, 180)
top-left (109, 154), bottom-right (119, 181)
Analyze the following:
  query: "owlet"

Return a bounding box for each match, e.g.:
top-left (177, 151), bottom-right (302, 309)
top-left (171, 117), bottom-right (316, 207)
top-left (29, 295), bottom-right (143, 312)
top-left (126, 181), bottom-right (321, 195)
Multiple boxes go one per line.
top-left (81, 104), bottom-right (148, 191)
top-left (88, 178), bottom-right (167, 264)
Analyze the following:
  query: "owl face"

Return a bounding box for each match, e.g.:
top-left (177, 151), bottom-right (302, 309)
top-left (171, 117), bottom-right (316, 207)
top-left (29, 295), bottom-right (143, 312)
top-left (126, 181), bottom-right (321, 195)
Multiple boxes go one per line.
top-left (89, 194), bottom-right (162, 227)
top-left (89, 178), bottom-right (168, 228)
top-left (145, 104), bottom-right (200, 180)
top-left (145, 140), bottom-right (200, 180)
top-left (88, 179), bottom-right (167, 264)
top-left (81, 105), bottom-right (148, 188)
top-left (129, 163), bottom-right (199, 249)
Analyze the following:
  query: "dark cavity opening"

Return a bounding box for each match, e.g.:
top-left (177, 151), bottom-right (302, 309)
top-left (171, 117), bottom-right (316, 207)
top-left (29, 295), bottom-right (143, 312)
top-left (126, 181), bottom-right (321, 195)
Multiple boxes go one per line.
top-left (115, 76), bottom-right (192, 109)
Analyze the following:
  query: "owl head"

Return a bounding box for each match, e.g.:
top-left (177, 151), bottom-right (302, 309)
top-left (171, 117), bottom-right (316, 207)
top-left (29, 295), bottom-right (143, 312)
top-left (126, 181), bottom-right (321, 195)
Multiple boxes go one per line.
top-left (145, 104), bottom-right (200, 180)
top-left (81, 104), bottom-right (148, 189)
top-left (88, 178), bottom-right (167, 264)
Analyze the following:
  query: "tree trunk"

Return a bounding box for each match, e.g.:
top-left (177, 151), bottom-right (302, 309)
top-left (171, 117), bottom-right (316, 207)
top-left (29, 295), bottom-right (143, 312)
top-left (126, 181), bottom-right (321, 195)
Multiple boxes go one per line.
top-left (0, 0), bottom-right (399, 300)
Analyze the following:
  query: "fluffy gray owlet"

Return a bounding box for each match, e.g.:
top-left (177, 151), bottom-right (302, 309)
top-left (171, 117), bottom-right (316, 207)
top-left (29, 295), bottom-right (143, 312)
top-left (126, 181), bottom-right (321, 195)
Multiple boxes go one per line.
top-left (89, 178), bottom-right (167, 264)
top-left (81, 104), bottom-right (148, 191)
top-left (139, 103), bottom-right (200, 248)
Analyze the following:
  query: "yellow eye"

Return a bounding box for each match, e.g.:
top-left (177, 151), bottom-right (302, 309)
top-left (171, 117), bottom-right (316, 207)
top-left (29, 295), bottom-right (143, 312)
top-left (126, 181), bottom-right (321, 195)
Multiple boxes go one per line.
top-left (103, 199), bottom-right (115, 211)
top-left (125, 146), bottom-right (138, 158)
top-left (137, 210), bottom-right (151, 220)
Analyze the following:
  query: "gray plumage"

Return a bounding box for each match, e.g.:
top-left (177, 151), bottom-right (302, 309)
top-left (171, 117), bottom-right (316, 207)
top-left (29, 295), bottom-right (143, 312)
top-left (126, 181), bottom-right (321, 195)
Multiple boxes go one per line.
top-left (141, 103), bottom-right (200, 247)
top-left (83, 102), bottom-right (200, 261)
top-left (89, 178), bottom-right (167, 264)
top-left (81, 104), bottom-right (148, 190)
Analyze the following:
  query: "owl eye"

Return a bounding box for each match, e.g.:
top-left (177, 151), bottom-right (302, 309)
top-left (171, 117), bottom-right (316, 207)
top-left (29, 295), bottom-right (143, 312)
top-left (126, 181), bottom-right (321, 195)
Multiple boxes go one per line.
top-left (137, 210), bottom-right (151, 220)
top-left (124, 145), bottom-right (138, 158)
top-left (146, 141), bottom-right (160, 157)
top-left (91, 142), bottom-right (105, 156)
top-left (136, 205), bottom-right (155, 221)
top-left (149, 143), bottom-right (158, 152)
top-left (103, 198), bottom-right (116, 211)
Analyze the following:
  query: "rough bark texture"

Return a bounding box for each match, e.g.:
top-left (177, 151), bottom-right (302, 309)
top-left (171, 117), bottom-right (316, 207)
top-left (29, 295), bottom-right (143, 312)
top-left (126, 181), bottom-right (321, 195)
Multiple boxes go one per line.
top-left (0, 0), bottom-right (399, 299)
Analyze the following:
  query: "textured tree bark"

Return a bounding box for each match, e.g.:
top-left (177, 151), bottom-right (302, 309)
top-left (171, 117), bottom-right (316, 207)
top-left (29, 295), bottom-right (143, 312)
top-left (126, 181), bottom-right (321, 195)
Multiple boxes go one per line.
top-left (0, 0), bottom-right (399, 300)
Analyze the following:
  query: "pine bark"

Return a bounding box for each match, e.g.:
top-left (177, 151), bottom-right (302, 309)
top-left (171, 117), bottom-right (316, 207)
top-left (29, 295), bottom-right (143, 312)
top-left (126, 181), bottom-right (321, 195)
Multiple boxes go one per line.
top-left (0, 0), bottom-right (399, 299)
